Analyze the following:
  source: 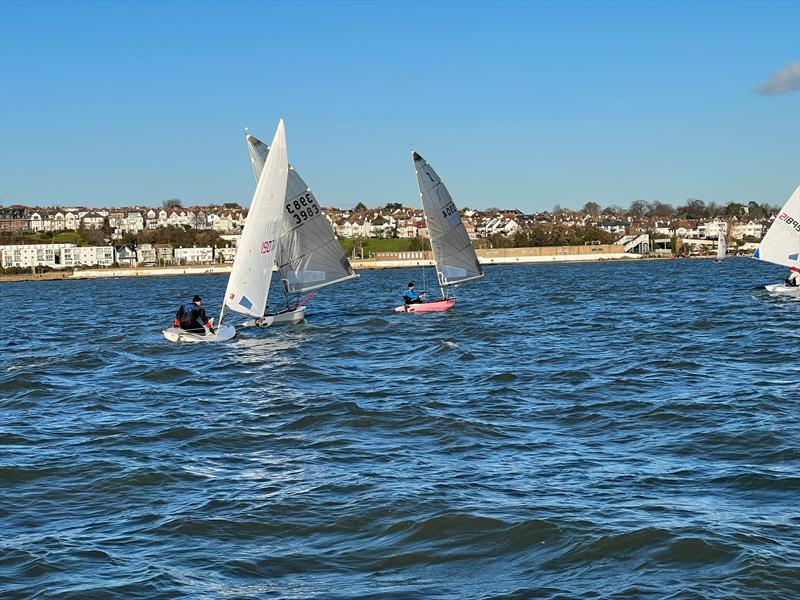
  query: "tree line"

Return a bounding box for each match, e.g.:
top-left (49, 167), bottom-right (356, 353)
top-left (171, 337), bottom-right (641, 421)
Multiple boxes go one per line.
top-left (578, 198), bottom-right (778, 220)
top-left (487, 225), bottom-right (616, 249)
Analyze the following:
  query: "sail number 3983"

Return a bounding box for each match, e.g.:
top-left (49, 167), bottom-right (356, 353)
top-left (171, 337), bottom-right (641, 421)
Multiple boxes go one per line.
top-left (286, 193), bottom-right (320, 225)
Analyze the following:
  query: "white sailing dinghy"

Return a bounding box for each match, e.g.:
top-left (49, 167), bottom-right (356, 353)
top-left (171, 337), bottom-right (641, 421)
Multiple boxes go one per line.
top-left (161, 119), bottom-right (290, 342)
top-left (394, 151), bottom-right (484, 313)
top-left (241, 132), bottom-right (357, 327)
top-left (753, 185), bottom-right (800, 296)
top-left (714, 226), bottom-right (727, 262)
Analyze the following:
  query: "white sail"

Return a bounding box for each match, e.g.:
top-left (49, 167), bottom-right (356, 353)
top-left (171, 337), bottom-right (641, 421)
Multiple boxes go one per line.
top-left (223, 120), bottom-right (289, 318)
top-left (754, 186), bottom-right (800, 268)
top-left (412, 151), bottom-right (483, 287)
top-left (717, 227), bottom-right (727, 260)
top-left (246, 134), bottom-right (356, 295)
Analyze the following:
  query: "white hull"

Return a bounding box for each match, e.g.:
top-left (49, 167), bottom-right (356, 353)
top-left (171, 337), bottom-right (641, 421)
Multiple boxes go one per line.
top-left (242, 306), bottom-right (306, 328)
top-left (162, 324), bottom-right (237, 343)
top-left (765, 283), bottom-right (800, 296)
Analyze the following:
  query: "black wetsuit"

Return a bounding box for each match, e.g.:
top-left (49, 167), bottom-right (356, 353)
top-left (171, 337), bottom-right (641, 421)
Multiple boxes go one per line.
top-left (176, 302), bottom-right (211, 335)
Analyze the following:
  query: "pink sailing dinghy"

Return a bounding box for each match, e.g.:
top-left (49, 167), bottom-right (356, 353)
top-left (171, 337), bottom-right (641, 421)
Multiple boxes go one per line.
top-left (394, 297), bottom-right (456, 313)
top-left (394, 150), bottom-right (484, 314)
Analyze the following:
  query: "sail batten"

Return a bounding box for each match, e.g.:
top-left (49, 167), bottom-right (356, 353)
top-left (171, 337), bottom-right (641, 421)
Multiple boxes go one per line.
top-left (223, 120), bottom-right (288, 318)
top-left (412, 151), bottom-right (483, 287)
top-left (754, 186), bottom-right (800, 269)
top-left (246, 134), bottom-right (356, 296)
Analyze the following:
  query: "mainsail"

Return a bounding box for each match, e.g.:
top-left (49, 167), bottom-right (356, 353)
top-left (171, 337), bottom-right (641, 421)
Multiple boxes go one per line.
top-left (717, 227), bottom-right (727, 260)
top-left (246, 134), bottom-right (356, 295)
top-left (223, 120), bottom-right (289, 319)
top-left (412, 151), bottom-right (483, 287)
top-left (753, 185), bottom-right (800, 268)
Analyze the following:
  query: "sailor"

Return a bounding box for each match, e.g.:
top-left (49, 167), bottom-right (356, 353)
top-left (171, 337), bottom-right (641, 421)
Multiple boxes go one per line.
top-left (403, 282), bottom-right (426, 305)
top-left (785, 266), bottom-right (800, 287)
top-left (174, 295), bottom-right (215, 334)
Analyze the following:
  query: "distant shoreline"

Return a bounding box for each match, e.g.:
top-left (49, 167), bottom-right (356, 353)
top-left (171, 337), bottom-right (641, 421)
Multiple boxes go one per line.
top-left (1, 253), bottom-right (749, 283)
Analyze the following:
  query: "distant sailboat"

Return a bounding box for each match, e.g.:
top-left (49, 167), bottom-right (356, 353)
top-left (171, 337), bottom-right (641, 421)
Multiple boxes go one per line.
top-left (715, 226), bottom-right (727, 262)
top-left (753, 185), bottom-right (800, 296)
top-left (242, 132), bottom-right (357, 326)
top-left (395, 150), bottom-right (484, 313)
top-left (162, 119), bottom-right (289, 342)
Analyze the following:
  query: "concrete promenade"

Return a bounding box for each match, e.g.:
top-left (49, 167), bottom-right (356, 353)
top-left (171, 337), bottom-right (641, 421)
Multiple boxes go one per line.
top-left (2, 244), bottom-right (642, 282)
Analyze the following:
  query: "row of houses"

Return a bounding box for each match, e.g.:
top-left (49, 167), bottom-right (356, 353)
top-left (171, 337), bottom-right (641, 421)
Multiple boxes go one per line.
top-left (0, 205), bottom-right (246, 238)
top-left (2, 203), bottom-right (773, 244)
top-left (0, 242), bottom-right (237, 270)
top-left (327, 208), bottom-right (768, 242)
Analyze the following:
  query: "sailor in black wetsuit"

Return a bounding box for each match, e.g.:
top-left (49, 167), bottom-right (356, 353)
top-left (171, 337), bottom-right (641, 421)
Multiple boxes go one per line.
top-left (174, 295), bottom-right (215, 335)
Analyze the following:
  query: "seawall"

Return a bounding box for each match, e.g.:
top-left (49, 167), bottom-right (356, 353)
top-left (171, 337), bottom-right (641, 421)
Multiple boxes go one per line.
top-left (1, 245), bottom-right (642, 282)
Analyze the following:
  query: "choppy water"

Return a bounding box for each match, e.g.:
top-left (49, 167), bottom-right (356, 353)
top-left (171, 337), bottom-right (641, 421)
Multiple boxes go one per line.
top-left (1, 258), bottom-right (799, 599)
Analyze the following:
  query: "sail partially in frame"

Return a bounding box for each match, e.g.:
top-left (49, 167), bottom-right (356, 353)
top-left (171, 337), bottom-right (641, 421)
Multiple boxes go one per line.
top-left (412, 150), bottom-right (483, 287)
top-left (753, 185), bottom-right (800, 269)
top-left (246, 134), bottom-right (356, 295)
top-left (223, 120), bottom-right (288, 318)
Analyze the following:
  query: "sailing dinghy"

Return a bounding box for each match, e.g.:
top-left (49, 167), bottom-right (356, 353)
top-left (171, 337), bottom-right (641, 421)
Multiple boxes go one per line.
top-left (753, 185), bottom-right (800, 296)
top-left (394, 151), bottom-right (483, 313)
top-left (714, 226), bottom-right (727, 262)
top-left (161, 119), bottom-right (290, 342)
top-left (240, 132), bottom-right (357, 327)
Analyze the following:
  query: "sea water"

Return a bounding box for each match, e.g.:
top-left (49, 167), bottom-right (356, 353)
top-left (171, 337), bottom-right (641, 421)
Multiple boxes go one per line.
top-left (1, 258), bottom-right (798, 599)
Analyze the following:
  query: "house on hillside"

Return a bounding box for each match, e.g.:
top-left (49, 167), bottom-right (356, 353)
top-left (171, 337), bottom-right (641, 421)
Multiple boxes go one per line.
top-left (115, 244), bottom-right (137, 266)
top-left (81, 212), bottom-right (106, 230)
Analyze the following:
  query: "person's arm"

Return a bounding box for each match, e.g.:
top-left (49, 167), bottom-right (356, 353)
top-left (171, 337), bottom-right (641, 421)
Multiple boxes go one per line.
top-left (174, 304), bottom-right (184, 326)
top-left (198, 308), bottom-right (214, 330)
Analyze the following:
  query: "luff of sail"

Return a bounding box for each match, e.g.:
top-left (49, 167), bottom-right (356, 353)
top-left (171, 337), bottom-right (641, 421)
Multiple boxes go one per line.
top-left (223, 120), bottom-right (289, 318)
top-left (246, 134), bottom-right (356, 295)
top-left (412, 151), bottom-right (483, 287)
top-left (753, 185), bottom-right (800, 268)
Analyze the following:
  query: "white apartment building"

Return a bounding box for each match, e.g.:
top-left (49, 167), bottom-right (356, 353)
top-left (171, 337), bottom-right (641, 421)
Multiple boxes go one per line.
top-left (136, 243), bottom-right (157, 265)
top-left (697, 220), bottom-right (727, 239)
top-left (730, 221), bottom-right (765, 240)
top-left (174, 247), bottom-right (214, 264)
top-left (61, 246), bottom-right (115, 267)
top-left (0, 243), bottom-right (75, 269)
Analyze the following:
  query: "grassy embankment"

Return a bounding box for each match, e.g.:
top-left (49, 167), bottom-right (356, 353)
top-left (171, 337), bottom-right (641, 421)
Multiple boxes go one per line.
top-left (339, 238), bottom-right (432, 258)
top-left (1, 231), bottom-right (91, 246)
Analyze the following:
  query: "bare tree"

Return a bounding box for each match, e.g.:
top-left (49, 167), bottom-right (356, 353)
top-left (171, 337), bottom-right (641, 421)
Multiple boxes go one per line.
top-left (581, 201), bottom-right (601, 216)
top-left (162, 198), bottom-right (183, 210)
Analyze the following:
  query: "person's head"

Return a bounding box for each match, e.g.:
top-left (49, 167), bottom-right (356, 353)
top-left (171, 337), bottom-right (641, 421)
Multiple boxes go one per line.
top-left (407, 282), bottom-right (414, 289)
top-left (791, 267), bottom-right (798, 272)
top-left (193, 295), bottom-right (202, 305)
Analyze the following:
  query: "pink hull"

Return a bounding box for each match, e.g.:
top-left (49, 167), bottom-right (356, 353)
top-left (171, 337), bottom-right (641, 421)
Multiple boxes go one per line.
top-left (394, 298), bottom-right (456, 313)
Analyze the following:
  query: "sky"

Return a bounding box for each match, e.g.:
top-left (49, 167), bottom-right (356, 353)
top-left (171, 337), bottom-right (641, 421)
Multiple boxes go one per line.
top-left (1, 0), bottom-right (798, 212)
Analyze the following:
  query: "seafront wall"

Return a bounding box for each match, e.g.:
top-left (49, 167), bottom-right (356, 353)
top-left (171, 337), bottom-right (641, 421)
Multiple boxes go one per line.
top-left (361, 244), bottom-right (638, 269)
top-left (1, 245), bottom-right (641, 281)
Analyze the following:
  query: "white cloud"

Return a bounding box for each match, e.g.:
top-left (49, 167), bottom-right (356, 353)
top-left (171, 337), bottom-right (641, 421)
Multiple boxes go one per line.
top-left (757, 61), bottom-right (800, 95)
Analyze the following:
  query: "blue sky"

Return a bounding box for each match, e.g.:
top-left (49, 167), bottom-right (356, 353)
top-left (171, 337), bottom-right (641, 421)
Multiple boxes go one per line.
top-left (1, 0), bottom-right (798, 211)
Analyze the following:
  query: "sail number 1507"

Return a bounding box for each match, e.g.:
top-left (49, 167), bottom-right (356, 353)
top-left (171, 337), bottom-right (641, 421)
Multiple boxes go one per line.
top-left (286, 193), bottom-right (320, 225)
